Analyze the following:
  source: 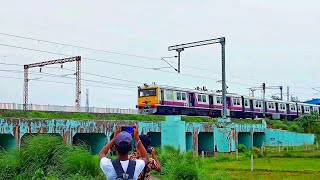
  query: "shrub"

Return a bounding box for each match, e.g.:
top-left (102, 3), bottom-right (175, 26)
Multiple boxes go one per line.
top-left (237, 144), bottom-right (247, 153)
top-left (171, 163), bottom-right (198, 180)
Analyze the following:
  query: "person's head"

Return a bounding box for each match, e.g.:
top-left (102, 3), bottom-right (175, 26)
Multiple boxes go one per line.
top-left (139, 134), bottom-right (151, 150)
top-left (115, 131), bottom-right (133, 156)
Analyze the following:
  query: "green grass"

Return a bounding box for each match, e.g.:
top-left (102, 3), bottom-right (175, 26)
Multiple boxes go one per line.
top-left (0, 110), bottom-right (219, 122)
top-left (208, 158), bottom-right (320, 172)
top-left (0, 134), bottom-right (104, 179)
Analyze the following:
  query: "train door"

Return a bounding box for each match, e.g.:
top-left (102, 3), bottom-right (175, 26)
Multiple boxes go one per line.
top-left (249, 100), bottom-right (254, 111)
top-left (275, 103), bottom-right (279, 113)
top-left (226, 97), bottom-right (231, 109)
top-left (161, 90), bottom-right (164, 105)
top-left (286, 104), bottom-right (290, 114)
top-left (189, 93), bottom-right (195, 107)
top-left (209, 95), bottom-right (213, 108)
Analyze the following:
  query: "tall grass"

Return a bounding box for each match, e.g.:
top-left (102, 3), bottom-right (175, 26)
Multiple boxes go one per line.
top-left (0, 135), bottom-right (103, 179)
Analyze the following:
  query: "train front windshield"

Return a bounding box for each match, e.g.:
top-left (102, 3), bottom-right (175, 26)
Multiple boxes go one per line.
top-left (139, 89), bottom-right (157, 97)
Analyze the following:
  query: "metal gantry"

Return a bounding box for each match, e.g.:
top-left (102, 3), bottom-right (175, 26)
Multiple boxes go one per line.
top-left (23, 56), bottom-right (81, 111)
top-left (168, 37), bottom-right (227, 118)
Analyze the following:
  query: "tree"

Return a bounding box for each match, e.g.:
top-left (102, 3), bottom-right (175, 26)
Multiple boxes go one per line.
top-left (297, 112), bottom-right (319, 134)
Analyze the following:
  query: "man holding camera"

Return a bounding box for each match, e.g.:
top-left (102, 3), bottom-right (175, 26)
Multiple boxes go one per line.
top-left (99, 125), bottom-right (149, 180)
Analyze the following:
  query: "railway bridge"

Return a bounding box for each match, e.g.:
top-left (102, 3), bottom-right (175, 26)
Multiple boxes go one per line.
top-left (0, 116), bottom-right (315, 154)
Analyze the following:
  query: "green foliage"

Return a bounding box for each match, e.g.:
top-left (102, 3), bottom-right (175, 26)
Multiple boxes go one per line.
top-left (237, 144), bottom-right (247, 153)
top-left (0, 135), bottom-right (102, 179)
top-left (32, 168), bottom-right (45, 180)
top-left (0, 110), bottom-right (219, 122)
top-left (297, 112), bottom-right (320, 134)
top-left (172, 163), bottom-right (199, 180)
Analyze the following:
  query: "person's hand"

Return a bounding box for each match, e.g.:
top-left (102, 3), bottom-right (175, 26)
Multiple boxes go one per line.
top-left (113, 127), bottom-right (121, 139)
top-left (151, 147), bottom-right (156, 156)
top-left (134, 124), bottom-right (139, 139)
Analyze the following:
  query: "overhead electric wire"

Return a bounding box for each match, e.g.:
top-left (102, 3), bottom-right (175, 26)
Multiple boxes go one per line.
top-left (0, 37), bottom-right (317, 90)
top-left (0, 32), bottom-right (288, 84)
top-left (0, 68), bottom-right (138, 88)
top-left (0, 62), bottom-right (144, 84)
top-left (0, 32), bottom-right (163, 61)
top-left (0, 74), bottom-right (135, 91)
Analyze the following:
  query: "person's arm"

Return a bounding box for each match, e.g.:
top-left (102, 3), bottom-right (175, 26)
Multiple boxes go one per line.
top-left (99, 127), bottom-right (121, 160)
top-left (151, 147), bottom-right (162, 172)
top-left (134, 125), bottom-right (149, 165)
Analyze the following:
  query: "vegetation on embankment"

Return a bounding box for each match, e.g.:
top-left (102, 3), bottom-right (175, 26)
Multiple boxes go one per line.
top-left (1, 110), bottom-right (320, 137)
top-left (1, 135), bottom-right (320, 180)
top-left (0, 110), bottom-right (217, 122)
top-left (0, 135), bottom-right (104, 180)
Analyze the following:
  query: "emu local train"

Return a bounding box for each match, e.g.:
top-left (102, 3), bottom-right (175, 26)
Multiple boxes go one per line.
top-left (137, 83), bottom-right (319, 120)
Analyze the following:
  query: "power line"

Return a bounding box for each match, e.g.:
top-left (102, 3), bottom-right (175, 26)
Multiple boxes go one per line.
top-left (0, 62), bottom-right (144, 84)
top-left (0, 32), bottom-right (287, 83)
top-left (0, 43), bottom-right (254, 87)
top-left (0, 74), bottom-right (135, 91)
top-left (0, 42), bottom-right (317, 90)
top-left (0, 32), bottom-right (164, 62)
top-left (0, 68), bottom-right (138, 88)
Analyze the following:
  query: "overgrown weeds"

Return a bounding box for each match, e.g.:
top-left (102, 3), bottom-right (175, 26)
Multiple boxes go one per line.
top-left (0, 134), bottom-right (103, 179)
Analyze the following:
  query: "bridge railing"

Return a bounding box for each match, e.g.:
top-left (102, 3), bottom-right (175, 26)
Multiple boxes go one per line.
top-left (0, 103), bottom-right (138, 114)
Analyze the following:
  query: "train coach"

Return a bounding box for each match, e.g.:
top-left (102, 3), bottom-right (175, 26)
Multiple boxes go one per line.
top-left (137, 83), bottom-right (320, 120)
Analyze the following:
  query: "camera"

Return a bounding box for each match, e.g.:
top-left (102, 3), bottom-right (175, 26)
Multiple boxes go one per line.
top-left (147, 147), bottom-right (152, 154)
top-left (121, 126), bottom-right (135, 134)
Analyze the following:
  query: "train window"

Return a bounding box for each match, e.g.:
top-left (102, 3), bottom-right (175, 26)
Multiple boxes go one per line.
top-left (182, 93), bottom-right (186, 101)
top-left (244, 100), bottom-right (248, 107)
top-left (233, 98), bottom-right (240, 106)
top-left (139, 89), bottom-right (157, 97)
top-left (279, 103), bottom-right (286, 110)
top-left (216, 96), bottom-right (222, 104)
top-left (198, 95), bottom-right (202, 102)
top-left (202, 95), bottom-right (207, 103)
top-left (233, 98), bottom-right (237, 105)
top-left (305, 106), bottom-right (310, 112)
top-left (166, 90), bottom-right (173, 100)
top-left (255, 101), bottom-right (262, 108)
top-left (176, 92), bottom-right (181, 100)
top-left (290, 104), bottom-right (296, 111)
top-left (298, 106), bottom-right (301, 111)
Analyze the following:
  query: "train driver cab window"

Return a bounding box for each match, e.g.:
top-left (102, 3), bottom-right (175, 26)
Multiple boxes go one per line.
top-left (139, 89), bottom-right (157, 97)
top-left (182, 93), bottom-right (186, 101)
top-left (216, 96), bottom-right (222, 104)
top-left (176, 92), bottom-right (182, 100)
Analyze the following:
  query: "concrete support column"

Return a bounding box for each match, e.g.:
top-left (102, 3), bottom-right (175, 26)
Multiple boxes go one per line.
top-left (161, 116), bottom-right (186, 152)
top-left (193, 130), bottom-right (199, 155)
top-left (251, 131), bottom-right (254, 150)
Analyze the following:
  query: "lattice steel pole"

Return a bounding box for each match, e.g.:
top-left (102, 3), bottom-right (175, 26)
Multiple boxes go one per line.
top-left (220, 37), bottom-right (227, 119)
top-left (23, 65), bottom-right (29, 111)
top-left (75, 57), bottom-right (81, 112)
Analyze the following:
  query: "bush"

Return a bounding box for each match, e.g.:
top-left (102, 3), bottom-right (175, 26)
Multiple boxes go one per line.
top-left (172, 163), bottom-right (198, 180)
top-left (237, 144), bottom-right (247, 153)
top-left (0, 135), bottom-right (102, 179)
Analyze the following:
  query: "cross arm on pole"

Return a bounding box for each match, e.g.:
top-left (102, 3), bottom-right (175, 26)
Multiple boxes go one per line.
top-left (168, 37), bottom-right (224, 51)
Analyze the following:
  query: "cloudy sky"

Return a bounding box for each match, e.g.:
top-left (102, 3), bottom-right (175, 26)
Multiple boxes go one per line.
top-left (0, 0), bottom-right (319, 108)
